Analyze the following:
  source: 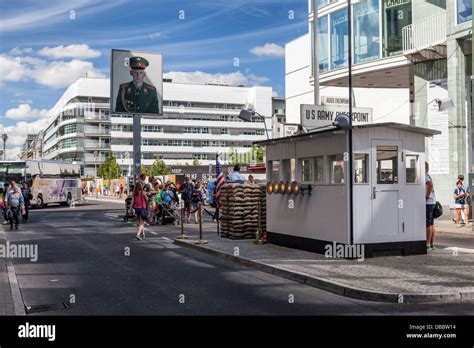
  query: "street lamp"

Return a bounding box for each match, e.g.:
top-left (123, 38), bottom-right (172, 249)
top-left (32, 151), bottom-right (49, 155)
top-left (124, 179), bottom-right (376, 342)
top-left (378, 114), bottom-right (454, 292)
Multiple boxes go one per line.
top-left (238, 108), bottom-right (270, 140)
top-left (2, 133), bottom-right (8, 160)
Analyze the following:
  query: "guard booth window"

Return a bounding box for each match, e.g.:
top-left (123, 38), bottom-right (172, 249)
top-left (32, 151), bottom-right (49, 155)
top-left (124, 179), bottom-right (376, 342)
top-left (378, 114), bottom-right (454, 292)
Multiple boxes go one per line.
top-left (376, 145), bottom-right (398, 184)
top-left (268, 161), bottom-right (280, 182)
top-left (354, 153), bottom-right (368, 184)
top-left (301, 158), bottom-right (314, 182)
top-left (406, 154), bottom-right (419, 184)
top-left (328, 154), bottom-right (344, 184)
top-left (282, 159), bottom-right (296, 182)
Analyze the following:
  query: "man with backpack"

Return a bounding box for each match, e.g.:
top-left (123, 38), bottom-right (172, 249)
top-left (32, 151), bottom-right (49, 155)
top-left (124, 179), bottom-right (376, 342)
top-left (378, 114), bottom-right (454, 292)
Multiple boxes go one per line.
top-left (180, 177), bottom-right (194, 223)
top-left (425, 162), bottom-right (437, 251)
top-left (190, 181), bottom-right (204, 224)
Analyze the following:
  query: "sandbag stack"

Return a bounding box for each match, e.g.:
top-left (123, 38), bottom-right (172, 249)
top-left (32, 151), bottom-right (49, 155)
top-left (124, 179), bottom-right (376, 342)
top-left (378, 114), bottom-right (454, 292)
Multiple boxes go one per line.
top-left (219, 184), bottom-right (266, 239)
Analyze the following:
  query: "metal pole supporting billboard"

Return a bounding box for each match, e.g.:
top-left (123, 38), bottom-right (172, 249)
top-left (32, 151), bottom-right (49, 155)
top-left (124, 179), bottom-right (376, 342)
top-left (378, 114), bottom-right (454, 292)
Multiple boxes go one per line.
top-left (312, 0), bottom-right (319, 105)
top-left (133, 114), bottom-right (141, 184)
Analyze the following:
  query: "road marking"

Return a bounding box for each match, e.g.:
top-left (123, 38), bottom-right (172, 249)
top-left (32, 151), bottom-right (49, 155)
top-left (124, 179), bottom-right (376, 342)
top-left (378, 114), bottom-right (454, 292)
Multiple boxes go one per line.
top-left (7, 265), bottom-right (26, 315)
top-left (444, 247), bottom-right (474, 254)
top-left (162, 237), bottom-right (171, 241)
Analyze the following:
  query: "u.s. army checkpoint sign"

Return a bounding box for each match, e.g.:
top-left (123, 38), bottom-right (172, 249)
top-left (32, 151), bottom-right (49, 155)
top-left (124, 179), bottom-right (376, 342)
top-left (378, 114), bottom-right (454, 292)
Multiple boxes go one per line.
top-left (300, 104), bottom-right (373, 128)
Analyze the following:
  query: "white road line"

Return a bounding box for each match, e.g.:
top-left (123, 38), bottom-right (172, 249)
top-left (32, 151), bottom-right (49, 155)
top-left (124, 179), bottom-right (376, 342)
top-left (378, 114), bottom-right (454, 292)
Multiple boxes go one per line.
top-left (162, 237), bottom-right (171, 241)
top-left (7, 264), bottom-right (26, 315)
top-left (444, 247), bottom-right (474, 254)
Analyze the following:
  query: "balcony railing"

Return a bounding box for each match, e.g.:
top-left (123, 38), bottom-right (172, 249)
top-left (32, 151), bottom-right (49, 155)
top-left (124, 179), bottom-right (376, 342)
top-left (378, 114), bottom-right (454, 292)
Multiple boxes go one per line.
top-left (402, 12), bottom-right (446, 53)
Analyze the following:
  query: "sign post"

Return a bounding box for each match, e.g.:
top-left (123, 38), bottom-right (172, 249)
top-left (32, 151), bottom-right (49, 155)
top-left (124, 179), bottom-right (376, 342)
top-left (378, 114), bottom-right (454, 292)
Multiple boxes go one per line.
top-left (133, 114), bottom-right (141, 184)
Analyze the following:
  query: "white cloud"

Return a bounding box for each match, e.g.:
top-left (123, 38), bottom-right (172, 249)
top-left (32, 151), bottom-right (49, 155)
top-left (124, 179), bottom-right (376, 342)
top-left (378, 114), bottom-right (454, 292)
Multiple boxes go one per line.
top-left (164, 70), bottom-right (269, 87)
top-left (0, 54), bottom-right (32, 82)
top-left (32, 59), bottom-right (105, 88)
top-left (38, 44), bottom-right (101, 59)
top-left (9, 47), bottom-right (33, 55)
top-left (250, 43), bottom-right (285, 57)
top-left (0, 53), bottom-right (105, 89)
top-left (272, 90), bottom-right (279, 97)
top-left (5, 103), bottom-right (50, 120)
top-left (1, 118), bottom-right (51, 159)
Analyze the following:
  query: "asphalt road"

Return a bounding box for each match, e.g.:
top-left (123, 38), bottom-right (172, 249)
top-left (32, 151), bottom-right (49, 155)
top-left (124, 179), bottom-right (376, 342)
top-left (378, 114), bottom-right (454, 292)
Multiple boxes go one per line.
top-left (3, 201), bottom-right (474, 315)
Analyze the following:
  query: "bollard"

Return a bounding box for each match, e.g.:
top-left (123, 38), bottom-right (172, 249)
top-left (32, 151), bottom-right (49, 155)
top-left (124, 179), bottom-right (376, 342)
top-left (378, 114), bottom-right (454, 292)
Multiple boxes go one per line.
top-left (176, 206), bottom-right (188, 239)
top-left (195, 202), bottom-right (207, 244)
top-left (216, 207), bottom-right (220, 236)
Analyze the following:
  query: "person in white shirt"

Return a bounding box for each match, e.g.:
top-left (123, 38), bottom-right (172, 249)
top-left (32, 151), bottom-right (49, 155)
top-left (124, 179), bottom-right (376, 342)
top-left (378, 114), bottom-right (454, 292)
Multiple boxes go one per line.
top-left (227, 165), bottom-right (246, 184)
top-left (425, 162), bottom-right (436, 250)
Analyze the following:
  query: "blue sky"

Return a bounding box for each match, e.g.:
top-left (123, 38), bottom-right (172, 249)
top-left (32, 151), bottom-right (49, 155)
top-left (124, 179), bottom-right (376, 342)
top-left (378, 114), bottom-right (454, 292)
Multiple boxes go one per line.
top-left (0, 0), bottom-right (308, 157)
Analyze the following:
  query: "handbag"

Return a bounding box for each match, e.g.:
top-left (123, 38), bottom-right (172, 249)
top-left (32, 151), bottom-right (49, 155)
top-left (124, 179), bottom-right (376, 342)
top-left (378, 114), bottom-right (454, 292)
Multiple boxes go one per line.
top-left (433, 201), bottom-right (443, 219)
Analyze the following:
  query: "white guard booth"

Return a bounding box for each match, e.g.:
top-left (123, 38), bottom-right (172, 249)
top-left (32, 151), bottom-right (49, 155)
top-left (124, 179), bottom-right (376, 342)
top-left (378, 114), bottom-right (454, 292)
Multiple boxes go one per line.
top-left (256, 122), bottom-right (440, 258)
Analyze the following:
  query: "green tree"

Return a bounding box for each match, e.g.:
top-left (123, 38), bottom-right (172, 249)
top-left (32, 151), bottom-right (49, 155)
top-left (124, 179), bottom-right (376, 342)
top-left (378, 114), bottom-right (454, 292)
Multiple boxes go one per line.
top-left (192, 158), bottom-right (201, 165)
top-left (228, 147), bottom-right (239, 164)
top-left (97, 154), bottom-right (122, 179)
top-left (151, 157), bottom-right (171, 176)
top-left (140, 165), bottom-right (151, 176)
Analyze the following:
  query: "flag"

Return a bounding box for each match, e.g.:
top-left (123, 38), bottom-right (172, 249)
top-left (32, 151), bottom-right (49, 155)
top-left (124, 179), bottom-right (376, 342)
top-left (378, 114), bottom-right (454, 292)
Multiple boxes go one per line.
top-left (215, 153), bottom-right (225, 208)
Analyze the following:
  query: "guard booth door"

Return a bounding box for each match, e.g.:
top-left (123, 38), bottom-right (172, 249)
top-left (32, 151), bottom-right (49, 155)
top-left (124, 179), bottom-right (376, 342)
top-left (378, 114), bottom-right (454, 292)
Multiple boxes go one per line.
top-left (371, 140), bottom-right (404, 242)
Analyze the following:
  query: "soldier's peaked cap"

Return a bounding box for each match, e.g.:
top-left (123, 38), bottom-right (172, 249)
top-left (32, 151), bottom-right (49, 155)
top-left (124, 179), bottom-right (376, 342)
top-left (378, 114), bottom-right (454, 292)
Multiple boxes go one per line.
top-left (129, 56), bottom-right (149, 70)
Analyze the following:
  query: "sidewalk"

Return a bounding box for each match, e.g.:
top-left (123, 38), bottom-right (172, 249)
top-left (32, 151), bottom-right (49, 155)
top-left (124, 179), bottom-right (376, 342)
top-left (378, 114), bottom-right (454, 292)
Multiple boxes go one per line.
top-left (0, 228), bottom-right (18, 315)
top-left (85, 195), bottom-right (125, 205)
top-left (169, 220), bottom-right (474, 304)
top-left (435, 219), bottom-right (473, 236)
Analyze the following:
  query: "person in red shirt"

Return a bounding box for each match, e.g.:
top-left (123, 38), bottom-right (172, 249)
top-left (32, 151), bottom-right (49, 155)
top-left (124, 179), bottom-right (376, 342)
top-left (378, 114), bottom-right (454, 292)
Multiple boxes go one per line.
top-left (131, 182), bottom-right (148, 240)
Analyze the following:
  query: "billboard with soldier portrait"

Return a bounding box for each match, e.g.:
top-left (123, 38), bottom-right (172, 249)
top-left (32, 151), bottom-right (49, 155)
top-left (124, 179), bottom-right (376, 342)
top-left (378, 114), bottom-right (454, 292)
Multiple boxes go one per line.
top-left (110, 49), bottom-right (163, 115)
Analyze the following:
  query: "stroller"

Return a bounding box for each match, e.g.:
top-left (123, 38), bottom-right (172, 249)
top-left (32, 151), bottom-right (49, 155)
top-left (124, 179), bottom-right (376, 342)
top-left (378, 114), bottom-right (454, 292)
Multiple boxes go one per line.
top-left (124, 196), bottom-right (135, 222)
top-left (156, 201), bottom-right (179, 225)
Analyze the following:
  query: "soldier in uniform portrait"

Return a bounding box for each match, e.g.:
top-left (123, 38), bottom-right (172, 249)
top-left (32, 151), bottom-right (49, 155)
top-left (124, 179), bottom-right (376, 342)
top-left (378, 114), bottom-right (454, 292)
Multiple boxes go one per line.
top-left (115, 56), bottom-right (160, 114)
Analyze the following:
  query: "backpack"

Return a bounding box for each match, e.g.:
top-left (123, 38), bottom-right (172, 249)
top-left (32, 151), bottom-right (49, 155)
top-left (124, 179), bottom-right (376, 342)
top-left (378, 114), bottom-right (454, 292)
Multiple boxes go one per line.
top-left (191, 189), bottom-right (201, 203)
top-left (433, 201), bottom-right (443, 219)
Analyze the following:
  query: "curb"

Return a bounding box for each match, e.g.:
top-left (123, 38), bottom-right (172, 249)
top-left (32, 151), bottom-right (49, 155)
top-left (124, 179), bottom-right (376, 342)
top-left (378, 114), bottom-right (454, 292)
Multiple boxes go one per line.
top-left (174, 239), bottom-right (474, 304)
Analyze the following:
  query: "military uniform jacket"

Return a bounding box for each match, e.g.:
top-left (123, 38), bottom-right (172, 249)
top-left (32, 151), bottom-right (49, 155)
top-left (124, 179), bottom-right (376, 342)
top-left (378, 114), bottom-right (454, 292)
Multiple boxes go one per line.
top-left (115, 81), bottom-right (160, 114)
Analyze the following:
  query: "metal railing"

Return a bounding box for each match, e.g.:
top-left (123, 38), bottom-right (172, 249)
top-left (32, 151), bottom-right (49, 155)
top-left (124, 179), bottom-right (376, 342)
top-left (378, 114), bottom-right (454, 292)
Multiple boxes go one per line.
top-left (402, 12), bottom-right (446, 53)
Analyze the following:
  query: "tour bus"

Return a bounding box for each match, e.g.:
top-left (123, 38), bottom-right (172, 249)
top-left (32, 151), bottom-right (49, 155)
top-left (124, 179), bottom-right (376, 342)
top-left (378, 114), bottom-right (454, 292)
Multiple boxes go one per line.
top-left (0, 160), bottom-right (82, 208)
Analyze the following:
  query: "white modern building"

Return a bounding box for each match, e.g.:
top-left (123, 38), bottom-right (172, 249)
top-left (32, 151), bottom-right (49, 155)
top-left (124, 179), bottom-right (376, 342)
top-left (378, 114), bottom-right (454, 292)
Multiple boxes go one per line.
top-left (41, 77), bottom-right (274, 177)
top-left (286, 0), bottom-right (472, 207)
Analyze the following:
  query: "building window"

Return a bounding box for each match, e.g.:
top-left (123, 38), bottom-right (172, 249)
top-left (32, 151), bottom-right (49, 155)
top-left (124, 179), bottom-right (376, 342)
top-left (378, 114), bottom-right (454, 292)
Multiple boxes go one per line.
top-left (328, 154), bottom-right (345, 184)
top-left (330, 8), bottom-right (349, 70)
top-left (383, 0), bottom-right (412, 57)
top-left (354, 153), bottom-right (368, 184)
top-left (221, 128), bottom-right (229, 134)
top-left (354, 0), bottom-right (380, 64)
top-left (319, 15), bottom-right (329, 72)
top-left (406, 154), bottom-right (419, 184)
top-left (457, 0), bottom-right (472, 24)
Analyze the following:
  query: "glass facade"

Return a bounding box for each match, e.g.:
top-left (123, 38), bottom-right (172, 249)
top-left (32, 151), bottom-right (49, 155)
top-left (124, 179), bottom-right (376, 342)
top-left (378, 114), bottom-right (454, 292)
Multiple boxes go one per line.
top-left (457, 0), bottom-right (472, 24)
top-left (318, 15), bottom-right (329, 72)
top-left (383, 0), bottom-right (412, 56)
top-left (330, 8), bottom-right (349, 70)
top-left (354, 0), bottom-right (380, 63)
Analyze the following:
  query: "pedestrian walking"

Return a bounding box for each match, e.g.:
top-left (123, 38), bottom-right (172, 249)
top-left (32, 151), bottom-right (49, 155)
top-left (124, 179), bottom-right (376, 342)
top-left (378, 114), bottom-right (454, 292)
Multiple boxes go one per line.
top-left (454, 180), bottom-right (470, 228)
top-left (131, 182), bottom-right (148, 240)
top-left (119, 183), bottom-right (124, 198)
top-left (2, 183), bottom-right (10, 225)
top-left (190, 181), bottom-right (204, 224)
top-left (425, 162), bottom-right (436, 250)
top-left (21, 182), bottom-right (32, 223)
top-left (6, 181), bottom-right (25, 230)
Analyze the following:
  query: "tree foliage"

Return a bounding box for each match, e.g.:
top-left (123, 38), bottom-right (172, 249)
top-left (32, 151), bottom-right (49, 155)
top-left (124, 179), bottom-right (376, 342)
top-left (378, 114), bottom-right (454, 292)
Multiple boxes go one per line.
top-left (151, 157), bottom-right (171, 176)
top-left (97, 155), bottom-right (122, 179)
